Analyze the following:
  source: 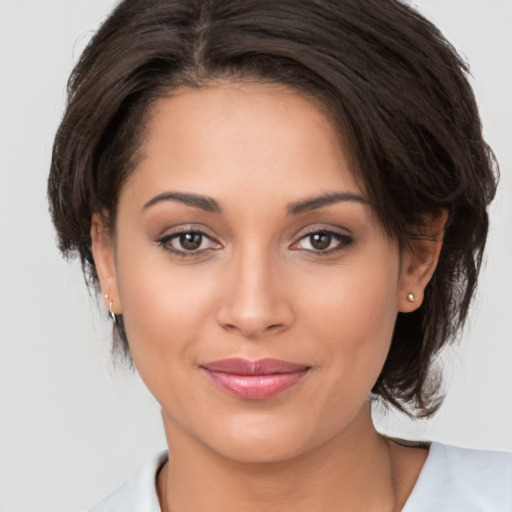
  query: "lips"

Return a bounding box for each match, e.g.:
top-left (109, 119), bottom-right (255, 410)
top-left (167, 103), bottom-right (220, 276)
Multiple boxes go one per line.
top-left (201, 358), bottom-right (310, 400)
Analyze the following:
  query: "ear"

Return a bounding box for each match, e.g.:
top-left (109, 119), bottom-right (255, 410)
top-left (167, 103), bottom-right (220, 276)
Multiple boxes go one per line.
top-left (397, 209), bottom-right (448, 313)
top-left (91, 212), bottom-right (122, 314)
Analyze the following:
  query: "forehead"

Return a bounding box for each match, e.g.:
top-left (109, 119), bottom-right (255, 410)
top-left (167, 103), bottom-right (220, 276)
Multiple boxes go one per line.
top-left (123, 82), bottom-right (363, 208)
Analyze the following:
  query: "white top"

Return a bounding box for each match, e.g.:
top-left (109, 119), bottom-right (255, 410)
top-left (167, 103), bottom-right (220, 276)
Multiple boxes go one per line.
top-left (87, 442), bottom-right (512, 512)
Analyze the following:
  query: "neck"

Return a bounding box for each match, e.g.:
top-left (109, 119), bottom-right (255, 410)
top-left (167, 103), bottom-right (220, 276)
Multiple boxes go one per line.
top-left (158, 403), bottom-right (420, 512)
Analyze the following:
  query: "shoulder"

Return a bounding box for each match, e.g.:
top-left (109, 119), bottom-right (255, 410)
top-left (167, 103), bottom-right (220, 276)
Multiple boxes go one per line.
top-left (86, 451), bottom-right (167, 512)
top-left (403, 442), bottom-right (512, 512)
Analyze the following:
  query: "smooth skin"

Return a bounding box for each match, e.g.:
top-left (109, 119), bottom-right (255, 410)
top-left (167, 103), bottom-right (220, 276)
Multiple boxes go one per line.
top-left (91, 83), bottom-right (446, 511)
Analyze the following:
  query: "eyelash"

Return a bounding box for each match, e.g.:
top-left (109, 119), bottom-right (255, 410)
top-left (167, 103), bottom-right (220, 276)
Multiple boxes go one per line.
top-left (156, 228), bottom-right (353, 258)
top-left (156, 229), bottom-right (221, 258)
top-left (290, 229), bottom-right (353, 255)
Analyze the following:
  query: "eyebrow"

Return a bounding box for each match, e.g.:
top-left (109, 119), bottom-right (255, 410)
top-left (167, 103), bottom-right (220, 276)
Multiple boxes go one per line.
top-left (287, 192), bottom-right (366, 215)
top-left (142, 192), bottom-right (222, 213)
top-left (142, 190), bottom-right (365, 216)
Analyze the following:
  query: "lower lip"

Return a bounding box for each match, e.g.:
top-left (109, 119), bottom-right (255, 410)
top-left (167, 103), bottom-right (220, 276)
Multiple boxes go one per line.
top-left (203, 369), bottom-right (309, 400)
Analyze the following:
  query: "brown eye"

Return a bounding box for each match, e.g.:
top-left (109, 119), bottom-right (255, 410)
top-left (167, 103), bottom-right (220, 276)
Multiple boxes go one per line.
top-left (310, 232), bottom-right (332, 250)
top-left (291, 229), bottom-right (353, 254)
top-left (180, 232), bottom-right (203, 250)
top-left (158, 229), bottom-right (221, 257)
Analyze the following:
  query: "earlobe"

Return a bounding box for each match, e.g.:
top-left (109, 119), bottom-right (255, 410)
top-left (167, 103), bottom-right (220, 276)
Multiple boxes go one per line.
top-left (397, 209), bottom-right (448, 313)
top-left (90, 212), bottom-right (122, 314)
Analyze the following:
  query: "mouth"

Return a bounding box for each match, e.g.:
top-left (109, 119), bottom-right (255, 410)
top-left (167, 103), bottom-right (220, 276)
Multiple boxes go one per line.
top-left (200, 358), bottom-right (310, 400)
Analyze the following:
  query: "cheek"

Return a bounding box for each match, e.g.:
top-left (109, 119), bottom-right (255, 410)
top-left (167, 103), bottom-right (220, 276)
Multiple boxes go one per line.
top-left (115, 260), bottom-right (225, 425)
top-left (114, 242), bottom-right (218, 367)
top-left (300, 254), bottom-right (400, 393)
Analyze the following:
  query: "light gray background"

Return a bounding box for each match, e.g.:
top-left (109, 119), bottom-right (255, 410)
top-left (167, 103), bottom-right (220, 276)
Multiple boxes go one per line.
top-left (0, 1), bottom-right (511, 511)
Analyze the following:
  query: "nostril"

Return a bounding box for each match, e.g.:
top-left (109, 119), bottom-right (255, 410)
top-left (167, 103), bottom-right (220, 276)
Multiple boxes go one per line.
top-left (216, 293), bottom-right (295, 338)
top-left (220, 321), bottom-right (284, 337)
top-left (222, 323), bottom-right (244, 334)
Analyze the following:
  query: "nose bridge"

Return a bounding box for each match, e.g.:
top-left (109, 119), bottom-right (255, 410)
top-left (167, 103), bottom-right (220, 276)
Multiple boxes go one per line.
top-left (217, 240), bottom-right (293, 338)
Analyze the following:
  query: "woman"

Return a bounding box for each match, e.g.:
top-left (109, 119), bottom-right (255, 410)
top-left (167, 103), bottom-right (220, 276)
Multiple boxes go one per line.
top-left (47, 0), bottom-right (511, 510)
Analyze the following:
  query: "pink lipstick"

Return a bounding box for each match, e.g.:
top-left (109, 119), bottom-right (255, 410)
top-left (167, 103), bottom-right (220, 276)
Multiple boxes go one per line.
top-left (201, 358), bottom-right (309, 400)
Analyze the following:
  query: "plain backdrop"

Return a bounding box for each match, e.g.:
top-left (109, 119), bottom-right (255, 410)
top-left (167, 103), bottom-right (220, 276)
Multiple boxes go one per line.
top-left (0, 1), bottom-right (511, 511)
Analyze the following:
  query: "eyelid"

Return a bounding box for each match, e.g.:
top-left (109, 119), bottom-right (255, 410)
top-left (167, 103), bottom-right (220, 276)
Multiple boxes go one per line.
top-left (289, 227), bottom-right (354, 254)
top-left (154, 222), bottom-right (215, 239)
top-left (290, 223), bottom-right (352, 242)
top-left (155, 225), bottom-right (222, 256)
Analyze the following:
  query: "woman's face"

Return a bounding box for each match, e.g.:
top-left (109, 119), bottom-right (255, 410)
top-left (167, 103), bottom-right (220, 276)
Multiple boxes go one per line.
top-left (93, 83), bottom-right (420, 463)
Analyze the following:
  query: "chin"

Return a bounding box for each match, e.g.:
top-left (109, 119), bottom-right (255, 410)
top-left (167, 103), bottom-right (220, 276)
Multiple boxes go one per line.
top-left (198, 411), bottom-right (329, 464)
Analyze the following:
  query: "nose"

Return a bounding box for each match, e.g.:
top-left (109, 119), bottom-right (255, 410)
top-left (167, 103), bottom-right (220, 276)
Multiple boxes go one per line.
top-left (216, 248), bottom-right (295, 339)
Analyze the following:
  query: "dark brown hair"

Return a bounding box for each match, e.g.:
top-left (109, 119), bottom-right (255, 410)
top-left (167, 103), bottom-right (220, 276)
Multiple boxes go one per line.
top-left (48, 0), bottom-right (498, 417)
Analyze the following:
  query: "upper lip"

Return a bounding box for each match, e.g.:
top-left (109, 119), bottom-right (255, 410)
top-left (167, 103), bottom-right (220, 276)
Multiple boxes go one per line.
top-left (201, 358), bottom-right (309, 375)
